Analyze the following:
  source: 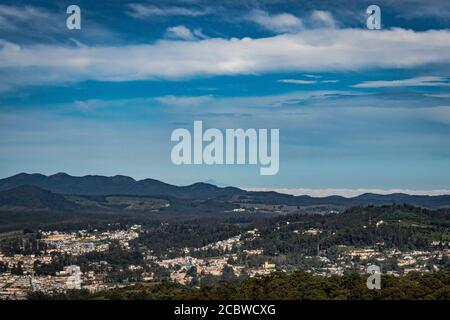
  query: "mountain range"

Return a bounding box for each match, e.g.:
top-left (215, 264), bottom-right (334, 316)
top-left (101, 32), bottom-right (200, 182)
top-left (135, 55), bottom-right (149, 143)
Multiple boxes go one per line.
top-left (0, 173), bottom-right (450, 209)
top-left (0, 173), bottom-right (243, 200)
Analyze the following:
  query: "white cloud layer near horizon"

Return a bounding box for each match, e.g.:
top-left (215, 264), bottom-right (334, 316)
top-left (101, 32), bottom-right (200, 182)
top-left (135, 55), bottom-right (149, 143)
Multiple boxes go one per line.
top-left (246, 188), bottom-right (450, 198)
top-left (1, 28), bottom-right (450, 89)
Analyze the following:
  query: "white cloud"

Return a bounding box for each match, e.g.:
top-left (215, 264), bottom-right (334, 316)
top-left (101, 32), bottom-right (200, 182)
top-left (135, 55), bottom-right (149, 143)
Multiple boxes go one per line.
top-left (278, 78), bottom-right (340, 85)
top-left (127, 4), bottom-right (210, 18)
top-left (0, 5), bottom-right (55, 31)
top-left (246, 9), bottom-right (337, 33)
top-left (246, 9), bottom-right (304, 33)
top-left (425, 93), bottom-right (450, 98)
top-left (304, 74), bottom-right (322, 79)
top-left (278, 79), bottom-right (317, 84)
top-left (165, 25), bottom-right (208, 41)
top-left (309, 10), bottom-right (336, 28)
top-left (1, 28), bottom-right (450, 89)
top-left (321, 80), bottom-right (339, 83)
top-left (165, 25), bottom-right (197, 41)
top-left (353, 76), bottom-right (450, 88)
top-left (73, 99), bottom-right (105, 111)
top-left (246, 187), bottom-right (450, 197)
top-left (155, 95), bottom-right (214, 107)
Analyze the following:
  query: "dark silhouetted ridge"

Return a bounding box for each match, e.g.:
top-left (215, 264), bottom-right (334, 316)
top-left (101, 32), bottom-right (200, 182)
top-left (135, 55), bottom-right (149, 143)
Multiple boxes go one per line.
top-left (0, 185), bottom-right (77, 210)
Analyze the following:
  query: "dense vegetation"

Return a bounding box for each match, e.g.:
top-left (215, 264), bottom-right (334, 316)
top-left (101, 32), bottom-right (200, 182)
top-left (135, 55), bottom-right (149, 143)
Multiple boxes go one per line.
top-left (28, 270), bottom-right (450, 300)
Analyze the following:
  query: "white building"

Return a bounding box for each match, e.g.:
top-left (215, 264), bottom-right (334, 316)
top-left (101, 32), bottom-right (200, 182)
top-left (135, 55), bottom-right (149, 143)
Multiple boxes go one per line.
top-left (64, 265), bottom-right (82, 290)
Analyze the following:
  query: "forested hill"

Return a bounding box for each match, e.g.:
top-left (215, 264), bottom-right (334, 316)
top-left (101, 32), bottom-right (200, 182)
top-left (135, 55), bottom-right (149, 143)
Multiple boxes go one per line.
top-left (1, 173), bottom-right (450, 209)
top-left (0, 173), bottom-right (244, 200)
top-left (0, 185), bottom-right (79, 211)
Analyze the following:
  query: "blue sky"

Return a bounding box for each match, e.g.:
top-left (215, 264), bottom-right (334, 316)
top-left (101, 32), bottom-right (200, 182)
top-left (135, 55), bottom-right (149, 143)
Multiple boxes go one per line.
top-left (0, 0), bottom-right (449, 195)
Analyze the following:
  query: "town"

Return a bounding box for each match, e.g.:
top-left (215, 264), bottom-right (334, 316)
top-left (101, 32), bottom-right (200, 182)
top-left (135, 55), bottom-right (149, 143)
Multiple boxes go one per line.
top-left (1, 220), bottom-right (448, 300)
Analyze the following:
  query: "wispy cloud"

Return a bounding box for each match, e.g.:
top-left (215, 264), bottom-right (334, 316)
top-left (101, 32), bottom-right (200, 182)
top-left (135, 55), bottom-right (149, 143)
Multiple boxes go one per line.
top-left (246, 9), bottom-right (304, 33)
top-left (165, 25), bottom-right (196, 41)
top-left (127, 3), bottom-right (211, 18)
top-left (165, 25), bottom-right (208, 41)
top-left (278, 78), bottom-right (339, 85)
top-left (246, 9), bottom-right (338, 33)
top-left (304, 74), bottom-right (322, 79)
top-left (155, 95), bottom-right (214, 107)
top-left (150, 91), bottom-right (363, 123)
top-left (425, 93), bottom-right (450, 98)
top-left (321, 80), bottom-right (339, 83)
top-left (0, 5), bottom-right (57, 31)
top-left (0, 4), bottom-right (117, 45)
top-left (309, 10), bottom-right (337, 28)
top-left (353, 76), bottom-right (450, 88)
top-left (278, 79), bottom-right (317, 84)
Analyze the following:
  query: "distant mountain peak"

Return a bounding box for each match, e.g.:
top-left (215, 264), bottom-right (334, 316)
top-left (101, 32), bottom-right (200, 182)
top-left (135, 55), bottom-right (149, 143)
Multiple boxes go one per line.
top-left (203, 179), bottom-right (228, 188)
top-left (9, 172), bottom-right (45, 179)
top-left (49, 172), bottom-right (71, 179)
top-left (111, 175), bottom-right (136, 183)
top-left (188, 182), bottom-right (217, 188)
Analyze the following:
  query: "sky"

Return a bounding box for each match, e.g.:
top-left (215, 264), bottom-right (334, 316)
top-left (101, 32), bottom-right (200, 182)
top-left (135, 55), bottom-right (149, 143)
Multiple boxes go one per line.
top-left (0, 0), bottom-right (449, 195)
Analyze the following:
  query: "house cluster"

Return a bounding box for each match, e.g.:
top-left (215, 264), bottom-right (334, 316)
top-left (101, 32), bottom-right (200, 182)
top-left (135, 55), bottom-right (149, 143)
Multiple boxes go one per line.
top-left (0, 265), bottom-right (81, 299)
top-left (0, 226), bottom-right (141, 299)
top-left (309, 245), bottom-right (450, 277)
top-left (147, 229), bottom-right (279, 284)
top-left (41, 226), bottom-right (140, 255)
top-left (153, 253), bottom-right (278, 285)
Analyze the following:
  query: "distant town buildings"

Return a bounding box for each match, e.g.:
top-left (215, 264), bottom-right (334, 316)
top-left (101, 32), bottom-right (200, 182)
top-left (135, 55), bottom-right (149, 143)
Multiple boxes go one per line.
top-left (1, 223), bottom-right (449, 299)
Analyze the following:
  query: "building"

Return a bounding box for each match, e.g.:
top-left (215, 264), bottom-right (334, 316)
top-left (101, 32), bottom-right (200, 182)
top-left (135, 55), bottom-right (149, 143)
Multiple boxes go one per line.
top-left (61, 265), bottom-right (82, 290)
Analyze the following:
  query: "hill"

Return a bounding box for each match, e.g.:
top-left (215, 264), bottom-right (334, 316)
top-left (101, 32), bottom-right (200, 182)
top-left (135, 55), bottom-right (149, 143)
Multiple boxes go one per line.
top-left (0, 173), bottom-right (244, 200)
top-left (0, 173), bottom-right (449, 209)
top-left (0, 185), bottom-right (78, 211)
